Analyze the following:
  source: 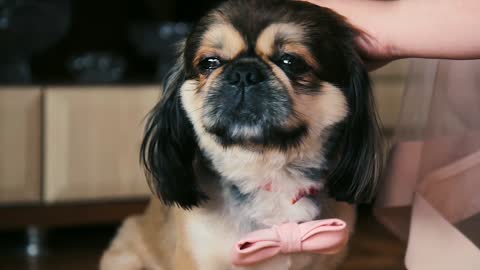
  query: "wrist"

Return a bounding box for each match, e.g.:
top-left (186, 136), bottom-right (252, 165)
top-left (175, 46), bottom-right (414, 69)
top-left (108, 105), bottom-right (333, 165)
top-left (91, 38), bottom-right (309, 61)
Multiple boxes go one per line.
top-left (383, 0), bottom-right (411, 60)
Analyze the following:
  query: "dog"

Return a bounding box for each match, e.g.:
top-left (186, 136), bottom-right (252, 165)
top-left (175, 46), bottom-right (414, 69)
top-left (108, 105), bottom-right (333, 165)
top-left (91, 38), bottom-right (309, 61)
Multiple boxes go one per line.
top-left (100, 0), bottom-right (383, 269)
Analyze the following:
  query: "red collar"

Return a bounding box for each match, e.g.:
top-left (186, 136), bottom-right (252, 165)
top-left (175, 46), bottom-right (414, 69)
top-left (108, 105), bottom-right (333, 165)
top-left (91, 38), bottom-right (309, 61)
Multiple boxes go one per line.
top-left (261, 182), bottom-right (320, 205)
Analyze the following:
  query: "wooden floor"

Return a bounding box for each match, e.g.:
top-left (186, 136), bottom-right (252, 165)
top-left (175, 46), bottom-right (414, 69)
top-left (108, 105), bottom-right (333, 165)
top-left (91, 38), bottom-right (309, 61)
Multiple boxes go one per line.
top-left (340, 207), bottom-right (406, 270)
top-left (0, 206), bottom-right (406, 270)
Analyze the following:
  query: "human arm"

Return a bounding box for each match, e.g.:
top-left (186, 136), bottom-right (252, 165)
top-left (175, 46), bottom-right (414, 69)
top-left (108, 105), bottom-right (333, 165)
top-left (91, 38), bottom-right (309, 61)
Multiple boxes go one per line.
top-left (303, 0), bottom-right (480, 69)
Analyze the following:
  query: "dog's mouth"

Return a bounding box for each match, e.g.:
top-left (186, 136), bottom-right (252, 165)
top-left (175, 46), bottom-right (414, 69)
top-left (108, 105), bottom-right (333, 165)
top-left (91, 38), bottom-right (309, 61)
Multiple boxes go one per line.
top-left (204, 121), bottom-right (308, 150)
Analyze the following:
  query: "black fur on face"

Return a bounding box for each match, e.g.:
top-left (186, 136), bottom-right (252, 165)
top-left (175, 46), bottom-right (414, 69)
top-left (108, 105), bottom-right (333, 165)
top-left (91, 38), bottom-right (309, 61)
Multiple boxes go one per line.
top-left (201, 57), bottom-right (308, 151)
top-left (141, 0), bottom-right (384, 208)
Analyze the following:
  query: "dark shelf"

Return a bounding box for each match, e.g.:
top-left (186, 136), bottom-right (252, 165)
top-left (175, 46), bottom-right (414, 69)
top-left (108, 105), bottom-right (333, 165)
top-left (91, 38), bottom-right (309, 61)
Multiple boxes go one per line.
top-left (0, 0), bottom-right (224, 85)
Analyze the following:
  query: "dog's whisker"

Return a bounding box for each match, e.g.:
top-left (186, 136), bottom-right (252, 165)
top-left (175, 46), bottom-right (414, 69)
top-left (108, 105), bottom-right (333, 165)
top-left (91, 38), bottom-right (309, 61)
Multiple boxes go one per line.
top-left (190, 106), bottom-right (205, 114)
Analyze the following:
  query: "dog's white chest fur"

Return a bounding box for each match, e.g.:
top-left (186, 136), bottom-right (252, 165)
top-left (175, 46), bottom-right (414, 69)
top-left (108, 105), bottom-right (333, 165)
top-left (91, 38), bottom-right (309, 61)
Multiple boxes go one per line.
top-left (180, 138), bottom-right (330, 269)
top-left (206, 144), bottom-right (326, 224)
top-left (185, 207), bottom-right (318, 270)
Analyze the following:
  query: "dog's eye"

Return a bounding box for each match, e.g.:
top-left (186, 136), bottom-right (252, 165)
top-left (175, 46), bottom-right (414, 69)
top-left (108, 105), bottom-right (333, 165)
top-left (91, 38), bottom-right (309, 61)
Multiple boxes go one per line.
top-left (278, 54), bottom-right (309, 74)
top-left (199, 57), bottom-right (223, 72)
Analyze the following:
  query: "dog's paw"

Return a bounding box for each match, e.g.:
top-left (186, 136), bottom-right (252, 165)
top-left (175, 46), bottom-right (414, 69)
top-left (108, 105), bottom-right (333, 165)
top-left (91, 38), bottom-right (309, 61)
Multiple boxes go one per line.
top-left (100, 247), bottom-right (145, 270)
top-left (99, 216), bottom-right (157, 270)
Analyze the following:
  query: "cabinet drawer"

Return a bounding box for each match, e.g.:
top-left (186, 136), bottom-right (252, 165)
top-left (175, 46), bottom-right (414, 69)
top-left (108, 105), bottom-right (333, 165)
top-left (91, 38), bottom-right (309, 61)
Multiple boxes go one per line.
top-left (372, 77), bottom-right (407, 130)
top-left (371, 60), bottom-right (409, 130)
top-left (0, 88), bottom-right (42, 204)
top-left (44, 86), bottom-right (159, 203)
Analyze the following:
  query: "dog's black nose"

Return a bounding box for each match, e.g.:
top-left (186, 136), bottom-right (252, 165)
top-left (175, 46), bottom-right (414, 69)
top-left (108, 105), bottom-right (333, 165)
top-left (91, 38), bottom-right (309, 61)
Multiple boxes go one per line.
top-left (227, 63), bottom-right (265, 87)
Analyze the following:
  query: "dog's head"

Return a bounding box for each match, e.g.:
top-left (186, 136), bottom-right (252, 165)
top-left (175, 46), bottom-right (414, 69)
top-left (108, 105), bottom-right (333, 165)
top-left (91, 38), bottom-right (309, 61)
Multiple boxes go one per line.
top-left (141, 0), bottom-right (383, 209)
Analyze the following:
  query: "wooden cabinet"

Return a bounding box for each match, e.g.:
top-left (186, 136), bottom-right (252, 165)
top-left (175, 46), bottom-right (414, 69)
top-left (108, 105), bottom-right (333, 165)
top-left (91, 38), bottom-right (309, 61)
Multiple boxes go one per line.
top-left (43, 86), bottom-right (159, 203)
top-left (0, 88), bottom-right (42, 204)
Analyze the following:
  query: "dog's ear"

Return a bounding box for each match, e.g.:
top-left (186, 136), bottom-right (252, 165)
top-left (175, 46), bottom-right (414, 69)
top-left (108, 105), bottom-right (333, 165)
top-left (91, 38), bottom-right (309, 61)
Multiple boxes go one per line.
top-left (140, 49), bottom-right (207, 209)
top-left (327, 58), bottom-right (384, 203)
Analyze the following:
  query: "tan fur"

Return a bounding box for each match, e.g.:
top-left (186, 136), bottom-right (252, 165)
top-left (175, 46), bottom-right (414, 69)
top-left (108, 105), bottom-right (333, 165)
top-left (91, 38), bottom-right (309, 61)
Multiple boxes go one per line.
top-left (295, 82), bottom-right (349, 132)
top-left (198, 66), bottom-right (224, 91)
top-left (256, 23), bottom-right (305, 58)
top-left (198, 23), bottom-right (246, 61)
top-left (100, 199), bottom-right (199, 270)
top-left (101, 198), bottom-right (355, 270)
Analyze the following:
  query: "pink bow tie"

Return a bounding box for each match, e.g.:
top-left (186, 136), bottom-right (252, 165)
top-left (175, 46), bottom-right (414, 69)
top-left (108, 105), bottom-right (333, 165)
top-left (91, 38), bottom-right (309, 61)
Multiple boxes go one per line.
top-left (231, 219), bottom-right (349, 266)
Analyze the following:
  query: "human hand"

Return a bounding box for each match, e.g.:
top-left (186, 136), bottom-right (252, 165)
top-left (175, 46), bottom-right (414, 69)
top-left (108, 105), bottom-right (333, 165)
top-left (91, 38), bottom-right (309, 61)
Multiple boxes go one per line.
top-left (301, 0), bottom-right (398, 71)
top-left (352, 28), bottom-right (397, 71)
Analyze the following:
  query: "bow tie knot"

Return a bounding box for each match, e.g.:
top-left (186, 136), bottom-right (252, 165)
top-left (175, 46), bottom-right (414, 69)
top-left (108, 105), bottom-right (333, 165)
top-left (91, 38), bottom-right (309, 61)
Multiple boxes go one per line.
top-left (276, 223), bottom-right (303, 253)
top-left (232, 219), bottom-right (349, 266)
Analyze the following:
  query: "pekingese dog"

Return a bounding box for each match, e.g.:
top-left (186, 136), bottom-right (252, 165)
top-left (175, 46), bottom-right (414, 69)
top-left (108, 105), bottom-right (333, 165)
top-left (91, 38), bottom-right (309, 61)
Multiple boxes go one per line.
top-left (101, 0), bottom-right (383, 269)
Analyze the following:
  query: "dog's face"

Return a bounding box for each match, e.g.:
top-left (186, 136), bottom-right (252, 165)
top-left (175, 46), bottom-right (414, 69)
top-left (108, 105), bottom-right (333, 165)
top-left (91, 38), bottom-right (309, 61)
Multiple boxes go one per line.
top-left (141, 0), bottom-right (383, 209)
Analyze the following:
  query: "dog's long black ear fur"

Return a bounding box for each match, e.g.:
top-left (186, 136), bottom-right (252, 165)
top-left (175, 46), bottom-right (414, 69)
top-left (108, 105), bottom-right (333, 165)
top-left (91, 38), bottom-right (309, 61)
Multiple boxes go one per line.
top-left (140, 53), bottom-right (207, 209)
top-left (327, 58), bottom-right (384, 203)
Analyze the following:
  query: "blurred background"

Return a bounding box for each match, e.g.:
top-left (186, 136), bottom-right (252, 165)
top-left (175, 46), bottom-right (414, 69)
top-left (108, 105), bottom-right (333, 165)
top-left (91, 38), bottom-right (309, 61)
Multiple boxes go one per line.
top-left (0, 0), bottom-right (407, 269)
